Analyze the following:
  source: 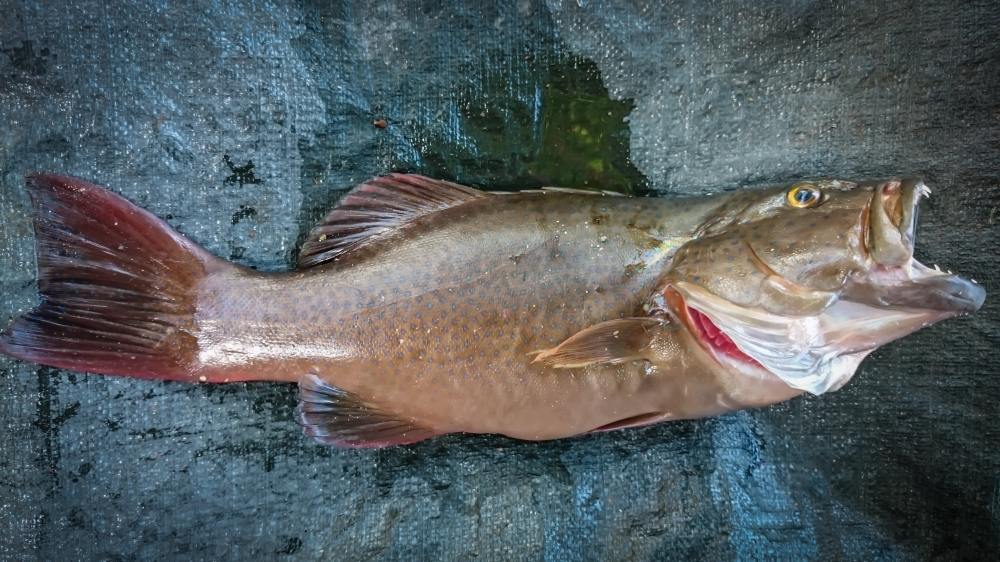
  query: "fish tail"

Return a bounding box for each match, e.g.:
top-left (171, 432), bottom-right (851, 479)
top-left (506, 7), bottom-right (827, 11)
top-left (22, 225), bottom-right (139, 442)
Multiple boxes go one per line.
top-left (0, 173), bottom-right (228, 381)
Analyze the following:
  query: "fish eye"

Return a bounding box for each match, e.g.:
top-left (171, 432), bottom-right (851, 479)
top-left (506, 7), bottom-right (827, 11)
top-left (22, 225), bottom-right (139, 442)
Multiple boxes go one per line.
top-left (786, 183), bottom-right (823, 208)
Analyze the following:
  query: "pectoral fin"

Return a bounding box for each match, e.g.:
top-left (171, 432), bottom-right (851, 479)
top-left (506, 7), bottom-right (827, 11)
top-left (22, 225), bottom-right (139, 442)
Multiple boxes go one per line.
top-left (530, 318), bottom-right (665, 369)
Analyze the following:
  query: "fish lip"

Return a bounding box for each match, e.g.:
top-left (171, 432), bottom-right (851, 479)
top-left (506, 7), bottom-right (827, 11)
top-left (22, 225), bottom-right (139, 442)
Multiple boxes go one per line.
top-left (896, 178), bottom-right (923, 250)
top-left (865, 178), bottom-right (924, 265)
top-left (911, 261), bottom-right (986, 312)
top-left (846, 262), bottom-right (986, 314)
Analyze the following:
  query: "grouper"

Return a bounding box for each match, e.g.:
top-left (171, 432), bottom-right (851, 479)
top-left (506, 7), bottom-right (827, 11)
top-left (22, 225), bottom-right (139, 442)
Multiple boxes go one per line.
top-left (0, 173), bottom-right (985, 447)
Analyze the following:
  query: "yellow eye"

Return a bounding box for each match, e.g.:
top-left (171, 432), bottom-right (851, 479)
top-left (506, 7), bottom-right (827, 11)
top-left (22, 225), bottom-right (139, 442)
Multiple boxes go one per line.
top-left (787, 183), bottom-right (823, 208)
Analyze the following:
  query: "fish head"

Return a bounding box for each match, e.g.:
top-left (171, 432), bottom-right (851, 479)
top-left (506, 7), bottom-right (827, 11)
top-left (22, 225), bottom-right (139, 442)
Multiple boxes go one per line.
top-left (658, 178), bottom-right (985, 395)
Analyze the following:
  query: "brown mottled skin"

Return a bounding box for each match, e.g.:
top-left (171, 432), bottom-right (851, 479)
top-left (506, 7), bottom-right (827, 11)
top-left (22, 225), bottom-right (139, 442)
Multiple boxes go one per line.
top-left (196, 191), bottom-right (795, 440)
top-left (0, 174), bottom-right (984, 446)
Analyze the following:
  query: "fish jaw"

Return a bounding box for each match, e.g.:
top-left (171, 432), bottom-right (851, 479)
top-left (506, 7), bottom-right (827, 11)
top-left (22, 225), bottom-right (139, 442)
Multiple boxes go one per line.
top-left (853, 178), bottom-right (985, 314)
top-left (844, 260), bottom-right (985, 314)
top-left (662, 277), bottom-right (980, 396)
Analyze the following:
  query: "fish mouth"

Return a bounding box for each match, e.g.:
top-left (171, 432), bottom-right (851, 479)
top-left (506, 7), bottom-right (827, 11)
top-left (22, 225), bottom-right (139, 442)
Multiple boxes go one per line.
top-left (855, 178), bottom-right (985, 314)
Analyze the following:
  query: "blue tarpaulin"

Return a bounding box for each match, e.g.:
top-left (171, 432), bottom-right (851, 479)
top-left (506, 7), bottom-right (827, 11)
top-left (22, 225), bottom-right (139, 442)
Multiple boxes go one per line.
top-left (1, 1), bottom-right (997, 559)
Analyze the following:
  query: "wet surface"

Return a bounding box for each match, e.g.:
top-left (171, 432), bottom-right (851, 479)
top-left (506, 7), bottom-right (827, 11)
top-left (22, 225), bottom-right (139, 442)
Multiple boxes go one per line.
top-left (0, 1), bottom-right (998, 560)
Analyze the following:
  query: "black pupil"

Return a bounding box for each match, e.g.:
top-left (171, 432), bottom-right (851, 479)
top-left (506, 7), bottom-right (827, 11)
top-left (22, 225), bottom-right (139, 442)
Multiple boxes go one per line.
top-left (795, 188), bottom-right (815, 203)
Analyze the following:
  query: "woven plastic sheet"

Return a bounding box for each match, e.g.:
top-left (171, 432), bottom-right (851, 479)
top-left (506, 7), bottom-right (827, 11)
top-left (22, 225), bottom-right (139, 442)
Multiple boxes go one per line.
top-left (1, 1), bottom-right (997, 560)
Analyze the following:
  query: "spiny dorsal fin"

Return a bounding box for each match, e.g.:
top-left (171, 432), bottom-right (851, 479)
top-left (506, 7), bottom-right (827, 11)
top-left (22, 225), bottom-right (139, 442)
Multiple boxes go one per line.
top-left (530, 317), bottom-right (666, 369)
top-left (296, 374), bottom-right (437, 448)
top-left (297, 174), bottom-right (488, 267)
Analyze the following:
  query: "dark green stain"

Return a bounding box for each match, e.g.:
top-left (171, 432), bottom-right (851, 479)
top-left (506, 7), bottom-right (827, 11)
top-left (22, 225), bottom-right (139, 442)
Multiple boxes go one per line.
top-left (446, 55), bottom-right (647, 194)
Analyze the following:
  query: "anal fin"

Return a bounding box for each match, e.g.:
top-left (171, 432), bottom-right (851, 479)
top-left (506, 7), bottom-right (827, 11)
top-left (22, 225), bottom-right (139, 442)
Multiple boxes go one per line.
top-left (296, 374), bottom-right (436, 448)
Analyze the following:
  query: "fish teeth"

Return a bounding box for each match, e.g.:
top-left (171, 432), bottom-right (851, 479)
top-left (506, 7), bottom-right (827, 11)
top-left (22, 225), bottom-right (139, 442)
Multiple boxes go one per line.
top-left (918, 183), bottom-right (932, 199)
top-left (933, 264), bottom-right (941, 271)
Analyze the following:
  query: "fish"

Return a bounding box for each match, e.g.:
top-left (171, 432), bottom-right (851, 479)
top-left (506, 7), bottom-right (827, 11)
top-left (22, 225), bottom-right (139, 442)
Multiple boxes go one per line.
top-left (0, 173), bottom-right (985, 447)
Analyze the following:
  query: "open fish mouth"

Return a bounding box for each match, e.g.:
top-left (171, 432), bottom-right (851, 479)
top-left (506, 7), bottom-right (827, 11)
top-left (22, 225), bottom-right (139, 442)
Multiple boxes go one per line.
top-left (664, 179), bottom-right (985, 395)
top-left (854, 178), bottom-right (985, 313)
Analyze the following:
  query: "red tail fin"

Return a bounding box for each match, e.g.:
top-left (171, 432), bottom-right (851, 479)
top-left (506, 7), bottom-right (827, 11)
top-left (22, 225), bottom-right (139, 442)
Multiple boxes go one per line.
top-left (0, 174), bottom-right (224, 380)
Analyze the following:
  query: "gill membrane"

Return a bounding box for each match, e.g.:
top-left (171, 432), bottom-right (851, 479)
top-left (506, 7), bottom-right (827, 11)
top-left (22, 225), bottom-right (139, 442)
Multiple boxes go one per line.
top-left (674, 282), bottom-right (942, 394)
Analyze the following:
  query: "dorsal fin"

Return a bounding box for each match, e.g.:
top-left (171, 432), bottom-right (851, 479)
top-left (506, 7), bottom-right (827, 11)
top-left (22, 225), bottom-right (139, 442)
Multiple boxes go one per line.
top-left (296, 374), bottom-right (438, 448)
top-left (298, 173), bottom-right (488, 267)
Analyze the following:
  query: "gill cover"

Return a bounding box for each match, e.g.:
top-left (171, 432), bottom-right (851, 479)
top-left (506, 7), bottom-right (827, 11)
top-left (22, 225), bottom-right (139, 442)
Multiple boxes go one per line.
top-left (674, 282), bottom-right (947, 394)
